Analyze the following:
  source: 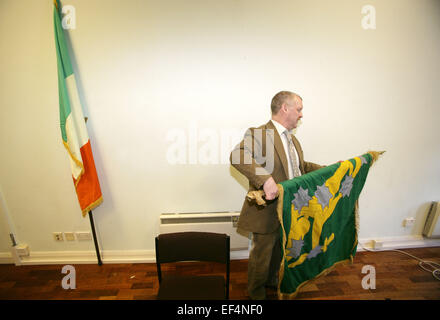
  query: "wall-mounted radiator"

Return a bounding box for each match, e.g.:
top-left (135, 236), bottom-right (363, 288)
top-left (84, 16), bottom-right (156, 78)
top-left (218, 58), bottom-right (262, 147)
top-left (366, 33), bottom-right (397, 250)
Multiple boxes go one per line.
top-left (159, 211), bottom-right (250, 250)
top-left (423, 201), bottom-right (440, 238)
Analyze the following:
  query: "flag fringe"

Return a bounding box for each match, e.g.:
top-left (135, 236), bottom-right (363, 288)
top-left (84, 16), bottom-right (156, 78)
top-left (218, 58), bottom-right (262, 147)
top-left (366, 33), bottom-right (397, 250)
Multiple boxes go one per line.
top-left (82, 196), bottom-right (103, 217)
top-left (276, 184), bottom-right (287, 296)
top-left (277, 257), bottom-right (354, 300)
top-left (354, 200), bottom-right (360, 238)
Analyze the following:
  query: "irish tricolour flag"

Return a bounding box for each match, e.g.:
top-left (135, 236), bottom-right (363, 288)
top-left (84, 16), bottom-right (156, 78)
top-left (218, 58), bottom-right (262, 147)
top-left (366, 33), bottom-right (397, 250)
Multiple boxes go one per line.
top-left (54, 0), bottom-right (103, 216)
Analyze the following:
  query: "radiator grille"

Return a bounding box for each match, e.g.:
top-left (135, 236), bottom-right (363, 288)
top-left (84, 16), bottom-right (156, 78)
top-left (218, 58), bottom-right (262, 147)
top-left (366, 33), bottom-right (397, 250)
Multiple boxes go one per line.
top-left (159, 212), bottom-right (249, 250)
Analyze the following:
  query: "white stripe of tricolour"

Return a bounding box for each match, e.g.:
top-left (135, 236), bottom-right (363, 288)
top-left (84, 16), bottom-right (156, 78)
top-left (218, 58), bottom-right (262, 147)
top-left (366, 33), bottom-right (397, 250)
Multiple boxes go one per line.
top-left (64, 74), bottom-right (89, 180)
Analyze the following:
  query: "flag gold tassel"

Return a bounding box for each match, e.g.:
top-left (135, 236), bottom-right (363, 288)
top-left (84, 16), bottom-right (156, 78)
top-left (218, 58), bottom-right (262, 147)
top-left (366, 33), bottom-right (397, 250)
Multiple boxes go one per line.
top-left (367, 150), bottom-right (385, 166)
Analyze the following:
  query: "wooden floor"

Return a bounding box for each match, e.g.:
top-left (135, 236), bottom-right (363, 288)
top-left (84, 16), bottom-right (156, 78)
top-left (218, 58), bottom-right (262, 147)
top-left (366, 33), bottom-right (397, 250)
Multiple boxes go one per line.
top-left (0, 247), bottom-right (439, 300)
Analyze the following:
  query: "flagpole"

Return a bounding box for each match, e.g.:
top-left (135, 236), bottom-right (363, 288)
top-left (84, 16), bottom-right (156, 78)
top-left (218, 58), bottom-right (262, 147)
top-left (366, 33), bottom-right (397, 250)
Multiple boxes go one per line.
top-left (54, 2), bottom-right (103, 267)
top-left (88, 210), bottom-right (102, 265)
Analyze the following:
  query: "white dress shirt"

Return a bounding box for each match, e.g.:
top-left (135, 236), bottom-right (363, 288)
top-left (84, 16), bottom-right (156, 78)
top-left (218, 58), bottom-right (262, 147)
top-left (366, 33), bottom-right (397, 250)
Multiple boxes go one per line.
top-left (271, 119), bottom-right (301, 179)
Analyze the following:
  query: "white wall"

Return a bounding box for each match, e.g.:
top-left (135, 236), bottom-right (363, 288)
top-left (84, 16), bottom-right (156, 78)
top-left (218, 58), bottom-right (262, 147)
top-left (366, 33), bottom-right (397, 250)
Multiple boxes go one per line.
top-left (1, 0), bottom-right (439, 261)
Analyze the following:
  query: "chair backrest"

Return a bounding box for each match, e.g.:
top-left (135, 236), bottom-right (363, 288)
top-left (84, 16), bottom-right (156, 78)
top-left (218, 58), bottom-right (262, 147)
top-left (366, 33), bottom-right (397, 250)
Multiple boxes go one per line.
top-left (155, 231), bottom-right (230, 298)
top-left (155, 231), bottom-right (230, 264)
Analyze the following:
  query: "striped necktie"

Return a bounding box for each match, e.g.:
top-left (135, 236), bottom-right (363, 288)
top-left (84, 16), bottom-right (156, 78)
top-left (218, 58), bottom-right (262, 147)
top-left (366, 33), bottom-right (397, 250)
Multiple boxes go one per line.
top-left (283, 130), bottom-right (301, 178)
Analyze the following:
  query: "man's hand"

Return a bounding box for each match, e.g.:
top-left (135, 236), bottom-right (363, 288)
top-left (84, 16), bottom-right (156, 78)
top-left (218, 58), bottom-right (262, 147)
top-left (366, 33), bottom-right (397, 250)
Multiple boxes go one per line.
top-left (263, 177), bottom-right (278, 201)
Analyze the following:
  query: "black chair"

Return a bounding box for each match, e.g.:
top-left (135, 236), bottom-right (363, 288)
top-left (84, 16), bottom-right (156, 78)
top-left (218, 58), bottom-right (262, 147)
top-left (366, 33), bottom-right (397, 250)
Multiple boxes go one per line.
top-left (155, 231), bottom-right (230, 300)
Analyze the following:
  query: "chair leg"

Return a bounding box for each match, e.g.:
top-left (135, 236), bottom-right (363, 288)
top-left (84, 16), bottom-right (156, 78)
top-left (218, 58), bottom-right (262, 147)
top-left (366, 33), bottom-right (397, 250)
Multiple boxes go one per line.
top-left (155, 237), bottom-right (162, 283)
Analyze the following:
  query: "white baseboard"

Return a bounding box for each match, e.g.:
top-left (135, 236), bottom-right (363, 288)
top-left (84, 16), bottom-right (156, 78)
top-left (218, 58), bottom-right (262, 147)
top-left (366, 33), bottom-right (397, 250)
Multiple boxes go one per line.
top-left (1, 235), bottom-right (438, 266)
top-left (0, 249), bottom-right (251, 266)
top-left (231, 249), bottom-right (250, 260)
top-left (358, 235), bottom-right (440, 251)
top-left (17, 250), bottom-right (155, 265)
top-left (0, 252), bottom-right (13, 264)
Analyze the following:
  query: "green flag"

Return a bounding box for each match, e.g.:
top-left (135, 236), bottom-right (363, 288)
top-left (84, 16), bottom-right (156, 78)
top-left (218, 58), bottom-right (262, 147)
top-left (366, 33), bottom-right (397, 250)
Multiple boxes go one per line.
top-left (277, 152), bottom-right (379, 298)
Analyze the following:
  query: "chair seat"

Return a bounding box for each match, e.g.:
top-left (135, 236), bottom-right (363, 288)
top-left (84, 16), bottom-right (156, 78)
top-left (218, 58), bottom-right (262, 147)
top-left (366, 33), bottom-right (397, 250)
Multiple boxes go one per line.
top-left (157, 275), bottom-right (226, 300)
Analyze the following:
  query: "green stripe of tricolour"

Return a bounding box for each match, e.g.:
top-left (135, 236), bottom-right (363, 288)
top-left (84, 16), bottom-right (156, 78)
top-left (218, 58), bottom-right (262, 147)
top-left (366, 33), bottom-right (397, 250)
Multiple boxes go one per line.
top-left (54, 2), bottom-right (73, 143)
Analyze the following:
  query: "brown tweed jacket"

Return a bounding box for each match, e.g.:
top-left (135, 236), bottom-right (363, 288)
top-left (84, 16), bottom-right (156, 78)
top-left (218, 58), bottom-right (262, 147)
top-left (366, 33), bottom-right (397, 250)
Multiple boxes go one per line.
top-left (230, 120), bottom-right (322, 234)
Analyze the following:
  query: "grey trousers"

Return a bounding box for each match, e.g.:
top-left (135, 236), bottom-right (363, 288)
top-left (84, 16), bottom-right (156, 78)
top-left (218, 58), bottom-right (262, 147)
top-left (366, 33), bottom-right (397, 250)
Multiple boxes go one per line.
top-left (247, 228), bottom-right (282, 299)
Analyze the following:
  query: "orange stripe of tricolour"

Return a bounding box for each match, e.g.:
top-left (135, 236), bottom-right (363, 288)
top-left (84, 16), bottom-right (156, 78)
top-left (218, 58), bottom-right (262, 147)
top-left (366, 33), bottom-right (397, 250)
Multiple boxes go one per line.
top-left (73, 140), bottom-right (103, 217)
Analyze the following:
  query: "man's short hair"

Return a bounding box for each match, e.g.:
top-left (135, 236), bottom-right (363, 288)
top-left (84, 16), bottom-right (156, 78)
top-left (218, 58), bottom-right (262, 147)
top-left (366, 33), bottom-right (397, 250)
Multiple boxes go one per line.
top-left (271, 91), bottom-right (302, 115)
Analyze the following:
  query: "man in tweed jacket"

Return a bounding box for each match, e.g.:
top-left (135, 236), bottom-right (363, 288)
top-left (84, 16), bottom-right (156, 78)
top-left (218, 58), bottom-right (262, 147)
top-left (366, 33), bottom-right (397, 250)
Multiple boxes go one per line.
top-left (230, 91), bottom-right (322, 299)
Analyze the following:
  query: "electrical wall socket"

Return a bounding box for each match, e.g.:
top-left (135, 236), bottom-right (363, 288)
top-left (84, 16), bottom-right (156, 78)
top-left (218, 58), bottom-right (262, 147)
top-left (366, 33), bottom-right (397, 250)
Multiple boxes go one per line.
top-left (76, 231), bottom-right (92, 241)
top-left (15, 244), bottom-right (30, 257)
top-left (53, 232), bottom-right (64, 241)
top-left (403, 217), bottom-right (415, 227)
top-left (64, 232), bottom-right (75, 241)
top-left (372, 239), bottom-right (383, 249)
